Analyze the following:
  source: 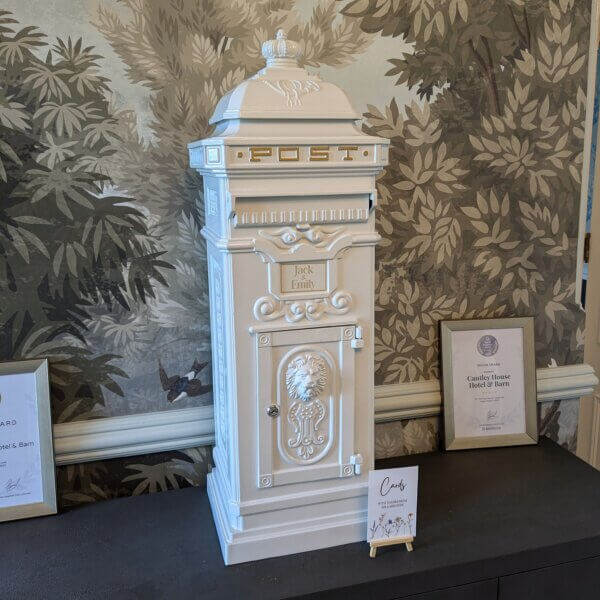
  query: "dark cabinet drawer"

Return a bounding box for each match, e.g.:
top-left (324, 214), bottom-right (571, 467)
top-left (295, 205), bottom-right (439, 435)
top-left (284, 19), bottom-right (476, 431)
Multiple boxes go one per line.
top-left (402, 579), bottom-right (498, 600)
top-left (499, 555), bottom-right (600, 600)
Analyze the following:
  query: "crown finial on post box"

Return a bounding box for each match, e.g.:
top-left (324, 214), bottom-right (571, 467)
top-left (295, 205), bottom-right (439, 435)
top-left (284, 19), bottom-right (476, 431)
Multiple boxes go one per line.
top-left (261, 29), bottom-right (302, 68)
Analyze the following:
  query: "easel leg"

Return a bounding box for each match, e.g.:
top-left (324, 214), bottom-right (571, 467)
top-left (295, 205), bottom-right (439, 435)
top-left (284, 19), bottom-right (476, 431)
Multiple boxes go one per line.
top-left (369, 537), bottom-right (414, 557)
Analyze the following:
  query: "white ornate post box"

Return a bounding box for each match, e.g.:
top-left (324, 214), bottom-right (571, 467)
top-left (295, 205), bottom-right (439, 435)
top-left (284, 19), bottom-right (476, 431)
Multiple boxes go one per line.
top-left (188, 30), bottom-right (389, 564)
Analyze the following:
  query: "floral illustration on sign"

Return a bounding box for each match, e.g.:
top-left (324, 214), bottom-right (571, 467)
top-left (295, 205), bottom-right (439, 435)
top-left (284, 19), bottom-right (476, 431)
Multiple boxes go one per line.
top-left (369, 512), bottom-right (414, 540)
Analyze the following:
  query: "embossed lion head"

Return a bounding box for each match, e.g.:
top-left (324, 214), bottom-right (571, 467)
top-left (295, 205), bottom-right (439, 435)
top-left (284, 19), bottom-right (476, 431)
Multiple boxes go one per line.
top-left (286, 353), bottom-right (327, 402)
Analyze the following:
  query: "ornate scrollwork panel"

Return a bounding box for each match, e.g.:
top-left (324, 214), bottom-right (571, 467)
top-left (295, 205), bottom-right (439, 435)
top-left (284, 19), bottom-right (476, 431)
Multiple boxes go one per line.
top-left (253, 290), bottom-right (352, 323)
top-left (258, 225), bottom-right (344, 252)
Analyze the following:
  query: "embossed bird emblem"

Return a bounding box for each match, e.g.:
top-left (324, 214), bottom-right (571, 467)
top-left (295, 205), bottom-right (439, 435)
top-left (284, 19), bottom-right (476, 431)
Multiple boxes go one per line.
top-left (262, 78), bottom-right (320, 106)
top-left (158, 360), bottom-right (211, 403)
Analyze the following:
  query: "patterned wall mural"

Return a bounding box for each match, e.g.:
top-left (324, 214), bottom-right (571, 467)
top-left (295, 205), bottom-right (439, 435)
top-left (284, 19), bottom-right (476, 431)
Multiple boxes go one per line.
top-left (0, 0), bottom-right (591, 505)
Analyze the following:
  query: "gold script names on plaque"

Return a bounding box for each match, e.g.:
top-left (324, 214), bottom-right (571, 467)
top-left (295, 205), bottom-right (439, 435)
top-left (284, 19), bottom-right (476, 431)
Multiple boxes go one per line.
top-left (281, 262), bottom-right (327, 293)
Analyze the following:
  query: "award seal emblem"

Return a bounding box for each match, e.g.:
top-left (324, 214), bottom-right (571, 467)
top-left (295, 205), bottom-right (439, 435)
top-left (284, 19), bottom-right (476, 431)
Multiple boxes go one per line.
top-left (477, 334), bottom-right (499, 357)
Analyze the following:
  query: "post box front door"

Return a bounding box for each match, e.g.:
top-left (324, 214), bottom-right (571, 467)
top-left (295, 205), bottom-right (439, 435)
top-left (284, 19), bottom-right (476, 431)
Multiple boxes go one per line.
top-left (255, 324), bottom-right (359, 489)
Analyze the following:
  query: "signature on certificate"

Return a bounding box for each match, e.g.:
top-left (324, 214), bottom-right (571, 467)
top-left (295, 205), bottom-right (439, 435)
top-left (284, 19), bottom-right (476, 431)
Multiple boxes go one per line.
top-left (486, 409), bottom-right (498, 422)
top-left (5, 478), bottom-right (21, 493)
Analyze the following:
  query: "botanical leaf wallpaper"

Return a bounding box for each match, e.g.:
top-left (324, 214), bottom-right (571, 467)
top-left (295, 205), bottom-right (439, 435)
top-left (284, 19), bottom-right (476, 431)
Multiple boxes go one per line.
top-left (0, 0), bottom-right (591, 505)
top-left (56, 446), bottom-right (211, 508)
top-left (353, 0), bottom-right (589, 385)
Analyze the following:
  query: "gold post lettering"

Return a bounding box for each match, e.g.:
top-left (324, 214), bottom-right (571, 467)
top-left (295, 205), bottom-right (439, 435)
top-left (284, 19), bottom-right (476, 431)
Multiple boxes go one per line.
top-left (250, 146), bottom-right (272, 162)
top-left (309, 146), bottom-right (330, 161)
top-left (338, 145), bottom-right (358, 161)
top-left (278, 146), bottom-right (300, 161)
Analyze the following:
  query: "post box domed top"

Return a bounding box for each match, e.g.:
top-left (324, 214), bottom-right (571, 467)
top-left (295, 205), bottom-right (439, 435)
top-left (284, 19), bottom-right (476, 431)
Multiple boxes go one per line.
top-left (209, 30), bottom-right (361, 125)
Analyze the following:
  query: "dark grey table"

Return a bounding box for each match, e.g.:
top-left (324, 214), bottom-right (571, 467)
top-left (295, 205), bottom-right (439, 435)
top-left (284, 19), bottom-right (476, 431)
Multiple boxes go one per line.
top-left (2, 437), bottom-right (600, 600)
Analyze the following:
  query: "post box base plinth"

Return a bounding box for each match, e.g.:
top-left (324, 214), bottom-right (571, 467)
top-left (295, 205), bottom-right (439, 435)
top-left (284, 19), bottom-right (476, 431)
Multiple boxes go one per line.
top-left (207, 469), bottom-right (368, 565)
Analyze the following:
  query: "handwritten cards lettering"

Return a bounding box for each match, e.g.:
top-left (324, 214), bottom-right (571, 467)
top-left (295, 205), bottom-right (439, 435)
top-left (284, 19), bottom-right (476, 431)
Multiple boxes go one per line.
top-left (368, 466), bottom-right (418, 546)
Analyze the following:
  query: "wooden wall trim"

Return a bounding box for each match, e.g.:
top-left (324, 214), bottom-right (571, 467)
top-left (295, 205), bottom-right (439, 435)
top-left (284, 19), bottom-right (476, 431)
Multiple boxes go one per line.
top-left (53, 406), bottom-right (214, 466)
top-left (53, 363), bottom-right (597, 465)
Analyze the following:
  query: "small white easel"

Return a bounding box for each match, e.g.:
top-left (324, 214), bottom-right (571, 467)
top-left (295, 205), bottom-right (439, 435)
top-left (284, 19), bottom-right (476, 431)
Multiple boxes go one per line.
top-left (369, 536), bottom-right (414, 558)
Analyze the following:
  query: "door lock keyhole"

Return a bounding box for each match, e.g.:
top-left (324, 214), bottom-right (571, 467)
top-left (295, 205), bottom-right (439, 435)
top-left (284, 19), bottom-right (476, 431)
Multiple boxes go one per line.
top-left (267, 405), bottom-right (280, 418)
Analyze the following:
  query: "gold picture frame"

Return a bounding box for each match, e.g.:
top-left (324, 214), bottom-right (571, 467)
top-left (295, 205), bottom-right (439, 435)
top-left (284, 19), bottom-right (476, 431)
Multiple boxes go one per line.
top-left (441, 317), bottom-right (538, 451)
top-left (0, 359), bottom-right (57, 522)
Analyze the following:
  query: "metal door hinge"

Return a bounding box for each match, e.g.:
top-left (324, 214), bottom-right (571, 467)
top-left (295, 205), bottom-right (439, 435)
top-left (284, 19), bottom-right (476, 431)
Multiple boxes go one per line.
top-left (351, 326), bottom-right (364, 349)
top-left (350, 453), bottom-right (363, 475)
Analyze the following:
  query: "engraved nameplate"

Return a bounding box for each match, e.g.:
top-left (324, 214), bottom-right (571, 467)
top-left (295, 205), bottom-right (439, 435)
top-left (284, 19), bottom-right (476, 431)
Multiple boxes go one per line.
top-left (281, 262), bottom-right (327, 293)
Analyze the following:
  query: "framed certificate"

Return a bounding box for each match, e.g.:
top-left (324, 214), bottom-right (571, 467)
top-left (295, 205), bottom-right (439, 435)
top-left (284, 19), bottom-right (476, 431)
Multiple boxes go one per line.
top-left (441, 317), bottom-right (537, 451)
top-left (0, 359), bottom-right (57, 522)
